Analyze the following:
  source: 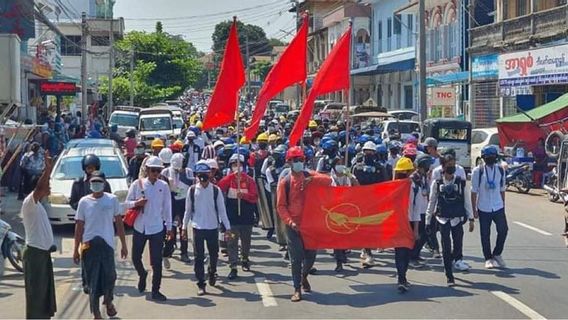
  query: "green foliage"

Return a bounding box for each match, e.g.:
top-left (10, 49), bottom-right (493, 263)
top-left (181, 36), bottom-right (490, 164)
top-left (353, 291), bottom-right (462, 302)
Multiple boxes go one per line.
top-left (268, 37), bottom-right (287, 47)
top-left (212, 20), bottom-right (272, 57)
top-left (251, 61), bottom-right (273, 82)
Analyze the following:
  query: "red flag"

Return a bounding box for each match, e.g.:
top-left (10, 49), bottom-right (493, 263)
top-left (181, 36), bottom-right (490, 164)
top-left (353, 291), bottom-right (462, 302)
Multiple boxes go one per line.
top-left (288, 26), bottom-right (352, 146)
top-left (244, 16), bottom-right (308, 140)
top-left (202, 19), bottom-right (245, 131)
top-left (300, 179), bottom-right (415, 250)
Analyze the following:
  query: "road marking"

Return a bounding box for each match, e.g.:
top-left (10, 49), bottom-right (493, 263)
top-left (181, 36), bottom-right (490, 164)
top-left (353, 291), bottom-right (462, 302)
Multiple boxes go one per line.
top-left (491, 291), bottom-right (546, 320)
top-left (513, 221), bottom-right (552, 236)
top-left (254, 277), bottom-right (278, 307)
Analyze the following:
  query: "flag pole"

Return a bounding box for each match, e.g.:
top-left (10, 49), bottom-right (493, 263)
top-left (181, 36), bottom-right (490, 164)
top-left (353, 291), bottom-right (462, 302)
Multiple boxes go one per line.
top-left (345, 19), bottom-right (353, 165)
top-left (234, 16), bottom-right (242, 217)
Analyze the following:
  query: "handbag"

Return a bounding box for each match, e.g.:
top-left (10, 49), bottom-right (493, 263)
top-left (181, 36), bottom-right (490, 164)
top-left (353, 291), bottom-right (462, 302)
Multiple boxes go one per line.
top-left (123, 179), bottom-right (145, 227)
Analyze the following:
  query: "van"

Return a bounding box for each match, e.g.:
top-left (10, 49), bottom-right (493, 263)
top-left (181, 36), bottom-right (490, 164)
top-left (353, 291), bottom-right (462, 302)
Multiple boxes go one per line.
top-left (138, 107), bottom-right (176, 145)
top-left (108, 106), bottom-right (140, 138)
top-left (378, 120), bottom-right (421, 141)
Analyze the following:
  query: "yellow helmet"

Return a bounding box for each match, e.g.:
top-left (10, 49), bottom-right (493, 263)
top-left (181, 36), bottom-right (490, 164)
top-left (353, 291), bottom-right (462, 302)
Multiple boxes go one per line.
top-left (279, 115), bottom-right (286, 122)
top-left (240, 136), bottom-right (250, 144)
top-left (394, 157), bottom-right (415, 172)
top-left (309, 120), bottom-right (318, 129)
top-left (195, 121), bottom-right (203, 129)
top-left (228, 126), bottom-right (235, 131)
top-left (151, 137), bottom-right (165, 149)
top-left (268, 134), bottom-right (279, 143)
top-left (257, 132), bottom-right (269, 142)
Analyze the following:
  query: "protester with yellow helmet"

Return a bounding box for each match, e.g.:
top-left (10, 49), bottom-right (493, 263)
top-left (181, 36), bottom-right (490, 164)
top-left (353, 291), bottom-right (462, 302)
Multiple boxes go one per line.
top-left (394, 157), bottom-right (414, 177)
top-left (151, 137), bottom-right (165, 156)
top-left (256, 132), bottom-right (269, 143)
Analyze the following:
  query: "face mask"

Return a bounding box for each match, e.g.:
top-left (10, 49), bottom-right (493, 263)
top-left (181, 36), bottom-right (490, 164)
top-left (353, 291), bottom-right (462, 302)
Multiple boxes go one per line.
top-left (335, 165), bottom-right (346, 174)
top-left (90, 182), bottom-right (105, 193)
top-left (445, 166), bottom-right (456, 175)
top-left (135, 148), bottom-right (145, 155)
top-left (484, 157), bottom-right (496, 165)
top-left (313, 138), bottom-right (321, 146)
top-left (231, 165), bottom-right (242, 173)
top-left (198, 174), bottom-right (209, 183)
top-left (259, 143), bottom-right (268, 150)
top-left (292, 161), bottom-right (304, 173)
top-left (242, 144), bottom-right (250, 150)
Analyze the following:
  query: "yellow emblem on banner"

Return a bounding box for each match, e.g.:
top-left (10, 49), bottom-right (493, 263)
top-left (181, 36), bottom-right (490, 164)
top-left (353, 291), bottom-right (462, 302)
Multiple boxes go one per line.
top-left (322, 204), bottom-right (393, 234)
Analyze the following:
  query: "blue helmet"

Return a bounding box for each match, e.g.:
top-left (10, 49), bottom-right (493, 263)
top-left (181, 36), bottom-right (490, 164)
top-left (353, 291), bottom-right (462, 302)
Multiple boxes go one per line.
top-left (223, 137), bottom-right (235, 145)
top-left (321, 139), bottom-right (338, 151)
top-left (320, 137), bottom-right (332, 147)
top-left (238, 146), bottom-right (250, 158)
top-left (195, 162), bottom-right (211, 173)
top-left (324, 132), bottom-right (339, 141)
top-left (347, 144), bottom-right (357, 155)
top-left (358, 134), bottom-right (371, 144)
top-left (376, 144), bottom-right (388, 155)
top-left (481, 145), bottom-right (499, 158)
top-left (373, 136), bottom-right (383, 145)
top-left (189, 126), bottom-right (200, 135)
top-left (338, 130), bottom-right (347, 142)
top-left (304, 147), bottom-right (315, 160)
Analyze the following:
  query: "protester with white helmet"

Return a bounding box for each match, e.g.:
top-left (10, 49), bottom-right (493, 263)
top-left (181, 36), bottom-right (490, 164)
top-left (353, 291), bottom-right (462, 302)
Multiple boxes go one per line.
top-left (158, 148), bottom-right (173, 168)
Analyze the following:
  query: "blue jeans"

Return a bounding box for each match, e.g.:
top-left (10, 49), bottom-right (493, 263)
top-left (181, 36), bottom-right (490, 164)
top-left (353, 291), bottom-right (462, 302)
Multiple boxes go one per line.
top-left (285, 226), bottom-right (316, 290)
top-left (478, 208), bottom-right (508, 260)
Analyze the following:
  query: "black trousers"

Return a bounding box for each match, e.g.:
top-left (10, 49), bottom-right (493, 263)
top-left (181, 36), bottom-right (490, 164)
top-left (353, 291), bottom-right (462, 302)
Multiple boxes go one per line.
top-left (411, 214), bottom-right (428, 260)
top-left (394, 247), bottom-right (410, 284)
top-left (478, 209), bottom-right (508, 260)
top-left (193, 228), bottom-right (219, 288)
top-left (132, 229), bottom-right (164, 293)
top-left (439, 221), bottom-right (464, 279)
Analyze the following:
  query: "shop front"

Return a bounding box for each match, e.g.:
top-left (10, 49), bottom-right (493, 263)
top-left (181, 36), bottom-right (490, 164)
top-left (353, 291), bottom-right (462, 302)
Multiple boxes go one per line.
top-left (470, 54), bottom-right (499, 128)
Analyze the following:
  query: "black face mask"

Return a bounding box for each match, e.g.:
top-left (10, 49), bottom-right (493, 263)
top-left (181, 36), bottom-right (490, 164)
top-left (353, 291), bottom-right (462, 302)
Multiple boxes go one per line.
top-left (258, 143), bottom-right (268, 150)
top-left (445, 166), bottom-right (456, 175)
top-left (198, 174), bottom-right (209, 183)
top-left (484, 157), bottom-right (497, 165)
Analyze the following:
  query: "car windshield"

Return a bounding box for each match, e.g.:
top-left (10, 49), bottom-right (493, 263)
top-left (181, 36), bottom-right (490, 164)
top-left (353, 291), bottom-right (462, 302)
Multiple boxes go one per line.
top-left (140, 116), bottom-right (171, 131)
top-left (489, 133), bottom-right (500, 145)
top-left (275, 105), bottom-right (289, 113)
top-left (437, 128), bottom-right (469, 141)
top-left (387, 122), bottom-right (420, 134)
top-left (109, 113), bottom-right (138, 127)
top-left (53, 156), bottom-right (126, 180)
top-left (173, 118), bottom-right (183, 129)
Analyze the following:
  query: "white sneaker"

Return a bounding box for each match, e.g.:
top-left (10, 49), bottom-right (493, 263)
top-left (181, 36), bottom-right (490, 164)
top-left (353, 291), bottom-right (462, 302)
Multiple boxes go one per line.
top-left (360, 251), bottom-right (367, 259)
top-left (493, 255), bottom-right (507, 268)
top-left (454, 260), bottom-right (470, 271)
top-left (163, 257), bottom-right (171, 270)
top-left (363, 256), bottom-right (374, 267)
top-left (485, 259), bottom-right (496, 269)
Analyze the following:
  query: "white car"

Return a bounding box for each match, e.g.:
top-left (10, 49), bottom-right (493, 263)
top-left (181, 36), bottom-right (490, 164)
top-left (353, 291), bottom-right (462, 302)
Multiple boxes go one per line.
top-left (378, 120), bottom-right (422, 141)
top-left (44, 145), bottom-right (129, 225)
top-left (471, 127), bottom-right (500, 167)
top-left (109, 108), bottom-right (140, 138)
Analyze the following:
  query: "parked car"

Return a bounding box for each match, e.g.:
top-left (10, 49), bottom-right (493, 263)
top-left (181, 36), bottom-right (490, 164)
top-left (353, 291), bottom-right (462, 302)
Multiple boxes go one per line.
top-left (388, 110), bottom-right (420, 121)
top-left (44, 145), bottom-right (129, 225)
top-left (471, 127), bottom-right (499, 167)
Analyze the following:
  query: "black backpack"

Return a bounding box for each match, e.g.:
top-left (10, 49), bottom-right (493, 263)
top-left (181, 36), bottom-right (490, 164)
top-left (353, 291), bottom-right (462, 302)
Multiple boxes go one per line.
top-left (436, 176), bottom-right (466, 219)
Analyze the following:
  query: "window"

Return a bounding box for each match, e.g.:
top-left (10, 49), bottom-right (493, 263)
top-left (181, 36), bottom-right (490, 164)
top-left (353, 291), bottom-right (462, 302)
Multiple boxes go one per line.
top-left (387, 18), bottom-right (392, 51)
top-left (393, 14), bottom-right (401, 35)
top-left (404, 85), bottom-right (413, 109)
top-left (109, 113), bottom-right (139, 127)
top-left (448, 22), bottom-right (455, 58)
top-left (61, 35), bottom-right (81, 56)
top-left (407, 15), bottom-right (414, 47)
top-left (435, 27), bottom-right (442, 61)
top-left (472, 131), bottom-right (488, 144)
top-left (517, 0), bottom-right (529, 16)
top-left (377, 21), bottom-right (383, 53)
top-left (91, 35), bottom-right (110, 47)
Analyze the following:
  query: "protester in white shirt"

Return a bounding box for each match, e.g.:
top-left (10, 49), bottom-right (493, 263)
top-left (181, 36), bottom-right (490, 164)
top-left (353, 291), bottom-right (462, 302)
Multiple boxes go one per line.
top-left (73, 171), bottom-right (127, 318)
top-left (182, 161), bottom-right (230, 296)
top-left (471, 145), bottom-right (508, 270)
top-left (22, 151), bottom-right (56, 319)
top-left (126, 156), bottom-right (172, 301)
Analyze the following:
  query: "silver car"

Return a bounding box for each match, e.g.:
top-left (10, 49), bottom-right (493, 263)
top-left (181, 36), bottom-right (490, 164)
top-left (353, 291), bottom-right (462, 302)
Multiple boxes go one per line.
top-left (44, 146), bottom-right (129, 225)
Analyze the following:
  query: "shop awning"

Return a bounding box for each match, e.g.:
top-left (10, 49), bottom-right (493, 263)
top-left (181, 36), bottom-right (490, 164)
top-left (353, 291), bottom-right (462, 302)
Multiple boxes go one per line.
top-left (426, 71), bottom-right (469, 86)
top-left (497, 92), bottom-right (568, 123)
top-left (351, 59), bottom-right (415, 76)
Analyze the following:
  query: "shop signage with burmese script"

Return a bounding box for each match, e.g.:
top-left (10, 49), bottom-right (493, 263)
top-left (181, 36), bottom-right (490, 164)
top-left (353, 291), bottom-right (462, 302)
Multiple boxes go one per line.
top-left (40, 82), bottom-right (78, 95)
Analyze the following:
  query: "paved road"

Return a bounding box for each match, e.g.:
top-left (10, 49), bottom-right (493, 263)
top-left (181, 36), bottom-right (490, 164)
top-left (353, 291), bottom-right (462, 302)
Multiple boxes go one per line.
top-left (1, 189), bottom-right (567, 319)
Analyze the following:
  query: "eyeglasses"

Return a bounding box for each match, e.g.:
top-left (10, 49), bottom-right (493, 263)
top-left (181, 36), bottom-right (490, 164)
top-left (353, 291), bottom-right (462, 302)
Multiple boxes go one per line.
top-left (149, 168), bottom-right (161, 173)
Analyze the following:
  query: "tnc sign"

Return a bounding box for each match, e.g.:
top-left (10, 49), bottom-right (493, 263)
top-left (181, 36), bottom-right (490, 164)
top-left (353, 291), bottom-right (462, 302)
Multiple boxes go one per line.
top-left (430, 88), bottom-right (456, 106)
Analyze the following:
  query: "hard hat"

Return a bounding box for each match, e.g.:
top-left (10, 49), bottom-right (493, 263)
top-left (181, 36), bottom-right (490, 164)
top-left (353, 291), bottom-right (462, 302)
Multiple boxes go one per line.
top-left (376, 144), bottom-right (388, 154)
top-left (186, 131), bottom-right (196, 138)
top-left (194, 160), bottom-right (211, 173)
top-left (205, 158), bottom-right (219, 170)
top-left (240, 136), bottom-right (250, 144)
top-left (145, 156), bottom-right (164, 168)
top-left (228, 126), bottom-right (235, 131)
top-left (358, 134), bottom-right (371, 144)
top-left (257, 132), bottom-right (269, 142)
top-left (286, 146), bottom-right (305, 161)
top-left (229, 153), bottom-right (245, 165)
top-left (394, 157), bottom-right (414, 172)
top-left (279, 115), bottom-right (286, 122)
top-left (171, 140), bottom-right (184, 152)
top-left (309, 120), bottom-right (318, 128)
top-left (213, 140), bottom-right (225, 149)
top-left (362, 141), bottom-right (377, 151)
top-left (481, 145), bottom-right (499, 157)
top-left (151, 137), bottom-right (165, 149)
top-left (82, 154), bottom-right (101, 171)
top-left (273, 144), bottom-right (287, 155)
top-left (158, 148), bottom-right (173, 164)
top-left (171, 153), bottom-right (184, 170)
top-left (415, 154), bottom-right (434, 169)
top-left (321, 139), bottom-right (338, 151)
top-left (268, 134), bottom-right (279, 143)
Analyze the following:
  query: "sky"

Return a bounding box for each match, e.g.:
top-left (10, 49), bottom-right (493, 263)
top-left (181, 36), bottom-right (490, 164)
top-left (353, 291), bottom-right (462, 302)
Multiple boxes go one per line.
top-left (113, 0), bottom-right (297, 53)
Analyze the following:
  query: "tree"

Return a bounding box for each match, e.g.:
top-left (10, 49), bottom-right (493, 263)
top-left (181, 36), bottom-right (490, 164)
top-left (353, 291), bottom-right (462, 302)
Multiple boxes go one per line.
top-left (269, 37), bottom-right (287, 47)
top-left (251, 61), bottom-right (272, 82)
top-left (212, 20), bottom-right (272, 58)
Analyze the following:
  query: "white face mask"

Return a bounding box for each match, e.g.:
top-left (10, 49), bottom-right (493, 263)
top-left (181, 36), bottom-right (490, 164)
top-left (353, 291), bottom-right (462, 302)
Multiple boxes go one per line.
top-left (335, 165), bottom-right (346, 174)
top-left (231, 164), bottom-right (243, 173)
top-left (292, 162), bottom-right (304, 172)
top-left (90, 181), bottom-right (105, 193)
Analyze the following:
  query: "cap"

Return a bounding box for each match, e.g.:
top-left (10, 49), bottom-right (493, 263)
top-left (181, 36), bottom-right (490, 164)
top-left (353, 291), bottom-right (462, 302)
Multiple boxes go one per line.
top-left (89, 170), bottom-right (106, 182)
top-left (362, 141), bottom-right (377, 151)
top-left (424, 137), bottom-right (438, 148)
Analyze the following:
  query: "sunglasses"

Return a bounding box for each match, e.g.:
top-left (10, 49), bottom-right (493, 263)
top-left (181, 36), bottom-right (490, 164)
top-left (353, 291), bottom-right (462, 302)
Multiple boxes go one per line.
top-left (149, 168), bottom-right (162, 173)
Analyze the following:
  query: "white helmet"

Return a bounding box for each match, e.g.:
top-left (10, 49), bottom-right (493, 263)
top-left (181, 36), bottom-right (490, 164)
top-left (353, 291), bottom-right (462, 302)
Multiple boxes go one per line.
top-left (213, 140), bottom-right (225, 149)
top-left (205, 158), bottom-right (219, 170)
top-left (229, 153), bottom-right (245, 165)
top-left (171, 153), bottom-right (184, 170)
top-left (145, 156), bottom-right (163, 168)
top-left (186, 131), bottom-right (196, 138)
top-left (362, 141), bottom-right (377, 151)
top-left (158, 148), bottom-right (173, 164)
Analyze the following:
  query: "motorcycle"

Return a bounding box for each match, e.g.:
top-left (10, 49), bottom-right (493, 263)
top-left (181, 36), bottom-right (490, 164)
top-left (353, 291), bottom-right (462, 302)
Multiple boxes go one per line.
top-left (544, 167), bottom-right (560, 202)
top-left (505, 163), bottom-right (532, 194)
top-left (0, 217), bottom-right (25, 276)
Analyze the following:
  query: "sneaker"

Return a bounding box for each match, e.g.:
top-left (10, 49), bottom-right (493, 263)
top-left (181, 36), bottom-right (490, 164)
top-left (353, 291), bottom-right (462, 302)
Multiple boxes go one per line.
top-left (151, 291), bottom-right (167, 301)
top-left (308, 267), bottom-right (317, 275)
top-left (454, 260), bottom-right (471, 271)
top-left (180, 253), bottom-right (191, 263)
top-left (242, 260), bottom-right (251, 272)
top-left (485, 259), bottom-right (497, 269)
top-left (414, 256), bottom-right (426, 263)
top-left (197, 287), bottom-right (206, 296)
top-left (564, 235), bottom-right (568, 248)
top-left (362, 256), bottom-right (374, 268)
top-left (447, 278), bottom-right (456, 287)
top-left (137, 271), bottom-right (148, 293)
top-left (433, 250), bottom-right (442, 259)
top-left (409, 259), bottom-right (426, 269)
top-left (163, 257), bottom-right (171, 270)
top-left (278, 245), bottom-right (287, 252)
top-left (208, 272), bottom-right (217, 286)
top-left (493, 256), bottom-right (507, 269)
top-left (397, 281), bottom-right (410, 293)
top-left (228, 269), bottom-right (238, 280)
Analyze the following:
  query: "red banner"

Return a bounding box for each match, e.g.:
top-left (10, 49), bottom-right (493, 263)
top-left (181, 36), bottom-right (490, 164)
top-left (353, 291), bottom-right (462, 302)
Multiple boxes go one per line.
top-left (300, 179), bottom-right (415, 250)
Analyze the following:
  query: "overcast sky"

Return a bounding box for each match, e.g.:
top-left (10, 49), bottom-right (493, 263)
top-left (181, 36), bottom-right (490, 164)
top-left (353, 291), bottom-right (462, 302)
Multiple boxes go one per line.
top-left (113, 0), bottom-right (296, 52)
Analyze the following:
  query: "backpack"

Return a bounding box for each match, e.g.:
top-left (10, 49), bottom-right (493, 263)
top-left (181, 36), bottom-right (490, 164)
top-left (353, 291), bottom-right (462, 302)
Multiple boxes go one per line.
top-left (189, 184), bottom-right (220, 220)
top-left (436, 176), bottom-right (466, 219)
top-left (477, 165), bottom-right (505, 190)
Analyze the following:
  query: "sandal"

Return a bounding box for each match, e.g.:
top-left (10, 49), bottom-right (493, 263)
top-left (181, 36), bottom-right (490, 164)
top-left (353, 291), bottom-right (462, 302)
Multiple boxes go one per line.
top-left (106, 303), bottom-right (118, 317)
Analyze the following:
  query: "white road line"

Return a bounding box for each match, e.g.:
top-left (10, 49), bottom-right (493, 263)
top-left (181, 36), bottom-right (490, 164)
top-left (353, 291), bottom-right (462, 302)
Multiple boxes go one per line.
top-left (255, 277), bottom-right (278, 307)
top-left (513, 221), bottom-right (552, 236)
top-left (491, 291), bottom-right (546, 320)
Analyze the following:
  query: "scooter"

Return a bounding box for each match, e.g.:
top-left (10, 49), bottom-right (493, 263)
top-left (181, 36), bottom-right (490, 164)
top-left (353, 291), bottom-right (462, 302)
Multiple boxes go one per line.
top-left (505, 163), bottom-right (532, 194)
top-left (0, 217), bottom-right (25, 276)
top-left (544, 167), bottom-right (561, 202)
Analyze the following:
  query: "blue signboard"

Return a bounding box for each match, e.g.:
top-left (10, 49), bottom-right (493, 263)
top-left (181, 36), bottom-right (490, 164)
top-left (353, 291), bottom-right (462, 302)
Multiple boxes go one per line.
top-left (0, 0), bottom-right (35, 40)
top-left (472, 54), bottom-right (498, 79)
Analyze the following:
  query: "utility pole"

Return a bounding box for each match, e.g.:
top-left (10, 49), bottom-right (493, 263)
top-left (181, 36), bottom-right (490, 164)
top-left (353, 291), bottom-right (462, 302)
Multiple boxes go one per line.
top-left (130, 46), bottom-right (134, 106)
top-left (108, 18), bottom-right (114, 117)
top-left (81, 12), bottom-right (88, 125)
top-left (418, 0), bottom-right (427, 122)
top-left (245, 33), bottom-right (251, 107)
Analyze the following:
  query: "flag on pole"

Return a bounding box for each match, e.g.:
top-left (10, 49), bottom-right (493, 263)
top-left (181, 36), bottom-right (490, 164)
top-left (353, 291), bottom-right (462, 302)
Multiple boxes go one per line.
top-left (243, 15), bottom-right (308, 140)
top-left (300, 179), bottom-right (415, 250)
top-left (288, 26), bottom-right (352, 146)
top-left (202, 18), bottom-right (245, 131)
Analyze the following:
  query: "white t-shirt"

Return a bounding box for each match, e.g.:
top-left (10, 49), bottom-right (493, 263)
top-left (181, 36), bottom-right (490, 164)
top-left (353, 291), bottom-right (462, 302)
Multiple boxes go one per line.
top-left (75, 193), bottom-right (121, 249)
top-left (22, 193), bottom-right (54, 251)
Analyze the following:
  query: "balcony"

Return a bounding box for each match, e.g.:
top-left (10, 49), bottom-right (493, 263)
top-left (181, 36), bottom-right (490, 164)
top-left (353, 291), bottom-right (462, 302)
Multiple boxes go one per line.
top-left (469, 5), bottom-right (568, 53)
